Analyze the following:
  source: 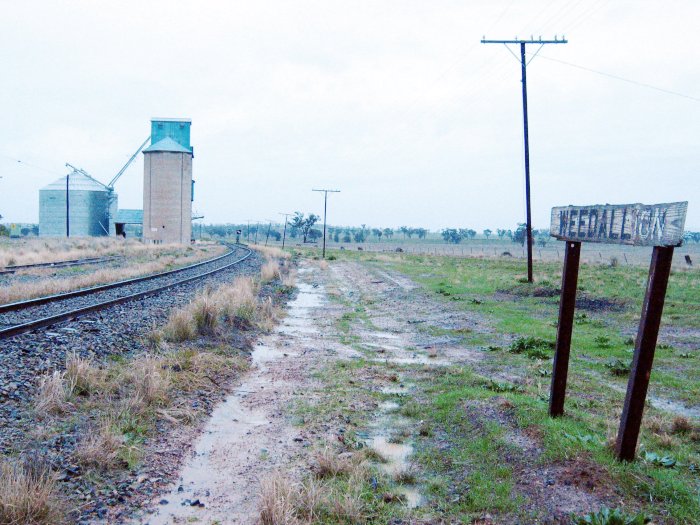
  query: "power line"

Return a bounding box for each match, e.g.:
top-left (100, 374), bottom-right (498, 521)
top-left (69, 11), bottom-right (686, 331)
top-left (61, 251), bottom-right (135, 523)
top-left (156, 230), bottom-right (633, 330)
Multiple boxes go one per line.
top-left (481, 36), bottom-right (568, 284)
top-left (0, 154), bottom-right (63, 177)
top-left (535, 54), bottom-right (700, 103)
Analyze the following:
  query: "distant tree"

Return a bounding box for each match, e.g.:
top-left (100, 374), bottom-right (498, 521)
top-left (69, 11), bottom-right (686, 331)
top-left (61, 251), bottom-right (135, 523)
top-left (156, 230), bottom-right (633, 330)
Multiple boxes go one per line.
top-left (31, 225), bottom-right (39, 236)
top-left (0, 225), bottom-right (8, 237)
top-left (537, 237), bottom-right (547, 247)
top-left (353, 230), bottom-right (366, 243)
top-left (20, 227), bottom-right (30, 236)
top-left (441, 228), bottom-right (463, 244)
top-left (269, 231), bottom-right (282, 241)
top-left (415, 228), bottom-right (428, 239)
top-left (372, 228), bottom-right (383, 241)
top-left (483, 229), bottom-right (492, 239)
top-left (333, 231), bottom-right (340, 242)
top-left (383, 228), bottom-right (394, 240)
top-left (399, 226), bottom-right (408, 239)
top-left (512, 223), bottom-right (532, 247)
top-left (290, 212), bottom-right (320, 243)
top-left (308, 228), bottom-right (322, 242)
top-left (496, 229), bottom-right (507, 239)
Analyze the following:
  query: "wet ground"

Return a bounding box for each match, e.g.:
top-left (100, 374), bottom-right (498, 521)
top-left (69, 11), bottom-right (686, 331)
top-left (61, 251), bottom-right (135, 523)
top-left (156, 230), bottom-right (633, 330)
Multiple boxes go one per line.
top-left (133, 258), bottom-right (698, 524)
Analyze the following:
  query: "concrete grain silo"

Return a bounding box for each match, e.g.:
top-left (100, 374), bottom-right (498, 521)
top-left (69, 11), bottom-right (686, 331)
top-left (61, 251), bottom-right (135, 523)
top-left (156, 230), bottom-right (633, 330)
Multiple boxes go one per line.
top-left (39, 171), bottom-right (110, 237)
top-left (142, 118), bottom-right (193, 244)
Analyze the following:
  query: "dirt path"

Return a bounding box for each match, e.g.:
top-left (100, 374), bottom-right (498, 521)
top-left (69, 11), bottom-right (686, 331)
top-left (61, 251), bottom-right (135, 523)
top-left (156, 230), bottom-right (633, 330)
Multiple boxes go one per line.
top-left (137, 264), bottom-right (348, 524)
top-left (137, 259), bottom-right (628, 523)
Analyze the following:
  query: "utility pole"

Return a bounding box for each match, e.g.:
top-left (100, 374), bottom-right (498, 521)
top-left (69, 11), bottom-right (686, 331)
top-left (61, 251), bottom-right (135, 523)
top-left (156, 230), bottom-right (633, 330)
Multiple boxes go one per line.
top-left (264, 220), bottom-right (273, 246)
top-left (312, 189), bottom-right (340, 259)
top-left (254, 222), bottom-right (261, 244)
top-left (66, 170), bottom-right (70, 238)
top-left (279, 212), bottom-right (292, 249)
top-left (481, 36), bottom-right (567, 283)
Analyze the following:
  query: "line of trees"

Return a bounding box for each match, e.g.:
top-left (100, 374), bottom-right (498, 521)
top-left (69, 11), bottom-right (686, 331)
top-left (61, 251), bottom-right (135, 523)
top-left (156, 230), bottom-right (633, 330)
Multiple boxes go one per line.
top-left (198, 221), bottom-right (700, 247)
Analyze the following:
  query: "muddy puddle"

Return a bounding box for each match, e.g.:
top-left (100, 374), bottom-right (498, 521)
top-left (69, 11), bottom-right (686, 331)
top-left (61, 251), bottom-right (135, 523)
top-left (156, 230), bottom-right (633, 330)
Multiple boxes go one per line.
top-left (362, 399), bottom-right (424, 509)
top-left (140, 280), bottom-right (324, 524)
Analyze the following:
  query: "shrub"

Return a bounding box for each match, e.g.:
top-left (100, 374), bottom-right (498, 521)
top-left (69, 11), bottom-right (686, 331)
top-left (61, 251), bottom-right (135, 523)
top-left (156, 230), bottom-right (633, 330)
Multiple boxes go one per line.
top-left (573, 507), bottom-right (650, 525)
top-left (508, 336), bottom-right (554, 359)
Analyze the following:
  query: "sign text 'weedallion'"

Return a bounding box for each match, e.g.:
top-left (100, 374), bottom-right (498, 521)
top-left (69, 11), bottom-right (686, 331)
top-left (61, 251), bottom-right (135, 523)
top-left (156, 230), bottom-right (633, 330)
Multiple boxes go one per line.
top-left (550, 202), bottom-right (687, 247)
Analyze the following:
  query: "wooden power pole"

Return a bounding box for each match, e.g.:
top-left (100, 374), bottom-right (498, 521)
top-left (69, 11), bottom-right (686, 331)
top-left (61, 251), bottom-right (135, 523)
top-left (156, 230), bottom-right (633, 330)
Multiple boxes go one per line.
top-left (312, 189), bottom-right (340, 259)
top-left (481, 36), bottom-right (567, 283)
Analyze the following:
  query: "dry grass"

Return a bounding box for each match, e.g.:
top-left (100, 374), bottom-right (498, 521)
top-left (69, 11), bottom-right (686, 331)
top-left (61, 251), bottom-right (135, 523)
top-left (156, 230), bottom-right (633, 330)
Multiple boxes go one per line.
top-left (161, 274), bottom-right (277, 341)
top-left (163, 309), bottom-right (196, 342)
top-left (0, 240), bottom-right (226, 304)
top-left (254, 245), bottom-right (291, 260)
top-left (318, 260), bottom-right (329, 270)
top-left (259, 473), bottom-right (303, 525)
top-left (34, 371), bottom-right (71, 416)
top-left (73, 420), bottom-right (123, 469)
top-left (672, 416), bottom-right (693, 434)
top-left (0, 457), bottom-right (63, 524)
top-left (259, 448), bottom-right (369, 525)
top-left (127, 357), bottom-right (170, 406)
top-left (261, 260), bottom-right (282, 283)
top-left (313, 447), bottom-right (354, 479)
top-left (281, 269), bottom-right (298, 288)
top-left (191, 296), bottom-right (219, 335)
top-left (65, 352), bottom-right (104, 396)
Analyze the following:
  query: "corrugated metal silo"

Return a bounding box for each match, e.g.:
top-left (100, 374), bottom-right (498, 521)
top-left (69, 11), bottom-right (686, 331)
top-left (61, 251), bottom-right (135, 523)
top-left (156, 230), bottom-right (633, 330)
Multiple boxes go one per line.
top-left (39, 172), bottom-right (111, 237)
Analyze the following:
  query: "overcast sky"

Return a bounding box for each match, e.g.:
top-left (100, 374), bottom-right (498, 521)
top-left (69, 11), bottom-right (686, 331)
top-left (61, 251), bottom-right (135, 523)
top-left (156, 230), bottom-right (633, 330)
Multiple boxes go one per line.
top-left (0, 0), bottom-right (698, 231)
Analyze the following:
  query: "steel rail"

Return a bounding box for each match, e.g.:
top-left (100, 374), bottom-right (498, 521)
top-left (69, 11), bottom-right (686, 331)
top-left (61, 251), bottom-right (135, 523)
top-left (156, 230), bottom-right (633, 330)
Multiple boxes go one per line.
top-left (0, 247), bottom-right (237, 314)
top-left (0, 256), bottom-right (123, 275)
top-left (0, 247), bottom-right (253, 341)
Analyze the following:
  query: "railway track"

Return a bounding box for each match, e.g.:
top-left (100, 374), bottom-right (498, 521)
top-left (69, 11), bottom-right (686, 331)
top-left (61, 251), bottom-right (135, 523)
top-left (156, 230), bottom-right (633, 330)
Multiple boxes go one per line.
top-left (0, 244), bottom-right (252, 340)
top-left (0, 255), bottom-right (123, 275)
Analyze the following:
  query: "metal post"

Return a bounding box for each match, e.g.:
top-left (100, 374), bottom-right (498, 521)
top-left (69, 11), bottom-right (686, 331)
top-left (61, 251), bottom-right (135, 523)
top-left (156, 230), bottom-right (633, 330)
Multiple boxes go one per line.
top-left (66, 171), bottom-right (70, 238)
top-left (282, 216), bottom-right (288, 249)
top-left (322, 191), bottom-right (328, 258)
top-left (615, 246), bottom-right (675, 461)
top-left (549, 241), bottom-right (581, 416)
top-left (521, 42), bottom-right (533, 283)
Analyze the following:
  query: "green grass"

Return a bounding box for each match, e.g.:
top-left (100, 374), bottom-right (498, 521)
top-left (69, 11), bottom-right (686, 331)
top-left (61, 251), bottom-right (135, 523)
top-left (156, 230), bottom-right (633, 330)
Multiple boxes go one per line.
top-left (306, 249), bottom-right (700, 523)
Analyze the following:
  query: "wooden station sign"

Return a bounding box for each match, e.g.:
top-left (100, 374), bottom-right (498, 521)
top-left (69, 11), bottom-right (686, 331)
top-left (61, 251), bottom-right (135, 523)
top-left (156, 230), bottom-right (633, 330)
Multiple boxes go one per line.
top-left (550, 201), bottom-right (688, 247)
top-left (547, 199), bottom-right (689, 462)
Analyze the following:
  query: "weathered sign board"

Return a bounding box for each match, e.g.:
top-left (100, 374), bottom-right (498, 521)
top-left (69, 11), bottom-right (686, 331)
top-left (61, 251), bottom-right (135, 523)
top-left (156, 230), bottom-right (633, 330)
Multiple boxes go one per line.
top-left (547, 201), bottom-right (688, 462)
top-left (550, 202), bottom-right (687, 246)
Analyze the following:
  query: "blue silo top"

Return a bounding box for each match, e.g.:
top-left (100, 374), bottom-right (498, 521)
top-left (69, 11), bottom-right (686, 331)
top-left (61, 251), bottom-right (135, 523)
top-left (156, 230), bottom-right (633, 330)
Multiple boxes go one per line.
top-left (150, 118), bottom-right (192, 151)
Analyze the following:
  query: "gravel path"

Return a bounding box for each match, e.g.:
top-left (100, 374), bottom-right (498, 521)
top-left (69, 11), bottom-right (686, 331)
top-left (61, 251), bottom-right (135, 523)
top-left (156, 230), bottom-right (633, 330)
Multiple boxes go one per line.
top-left (0, 246), bottom-right (263, 453)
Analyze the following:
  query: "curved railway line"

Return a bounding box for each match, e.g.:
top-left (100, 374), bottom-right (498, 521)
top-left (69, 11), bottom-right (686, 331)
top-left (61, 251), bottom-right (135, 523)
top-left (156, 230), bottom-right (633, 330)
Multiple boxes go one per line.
top-left (0, 244), bottom-right (252, 340)
top-left (0, 255), bottom-right (124, 275)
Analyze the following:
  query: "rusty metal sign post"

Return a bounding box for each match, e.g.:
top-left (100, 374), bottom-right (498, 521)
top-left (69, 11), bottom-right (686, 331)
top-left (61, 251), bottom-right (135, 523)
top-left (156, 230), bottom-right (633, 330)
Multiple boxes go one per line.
top-left (547, 201), bottom-right (688, 461)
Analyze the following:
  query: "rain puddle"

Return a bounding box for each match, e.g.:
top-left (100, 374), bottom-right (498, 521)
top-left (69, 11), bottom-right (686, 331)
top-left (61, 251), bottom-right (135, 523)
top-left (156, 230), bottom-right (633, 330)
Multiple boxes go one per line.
top-left (142, 278), bottom-right (324, 523)
top-left (362, 401), bottom-right (424, 509)
top-left (598, 374), bottom-right (700, 420)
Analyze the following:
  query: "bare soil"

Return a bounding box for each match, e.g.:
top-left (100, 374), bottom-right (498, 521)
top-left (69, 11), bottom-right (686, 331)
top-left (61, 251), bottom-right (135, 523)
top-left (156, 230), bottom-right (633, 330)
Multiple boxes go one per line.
top-left (131, 259), bottom-right (634, 524)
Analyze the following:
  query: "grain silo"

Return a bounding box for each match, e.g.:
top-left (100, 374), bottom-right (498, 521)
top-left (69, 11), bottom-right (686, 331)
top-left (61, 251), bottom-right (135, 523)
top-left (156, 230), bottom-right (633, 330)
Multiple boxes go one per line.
top-left (39, 170), bottom-right (110, 237)
top-left (142, 118), bottom-right (193, 244)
